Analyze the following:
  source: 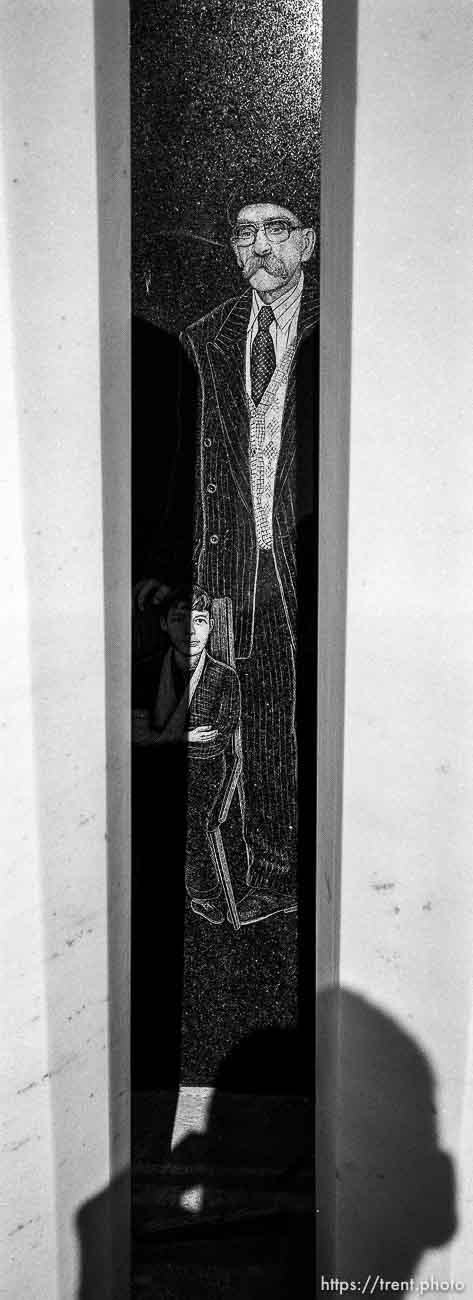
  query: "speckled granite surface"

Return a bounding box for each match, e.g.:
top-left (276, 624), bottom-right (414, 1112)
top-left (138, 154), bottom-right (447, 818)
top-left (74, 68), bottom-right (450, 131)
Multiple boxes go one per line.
top-left (180, 907), bottom-right (299, 1084)
top-left (131, 1085), bottom-right (315, 1298)
top-left (132, 1218), bottom-right (315, 1299)
top-left (131, 0), bottom-right (319, 1095)
top-left (131, 0), bottom-right (321, 333)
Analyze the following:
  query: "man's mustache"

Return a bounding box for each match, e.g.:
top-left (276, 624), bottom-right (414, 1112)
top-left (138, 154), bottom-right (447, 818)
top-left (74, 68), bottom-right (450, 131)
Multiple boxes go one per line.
top-left (242, 254), bottom-right (288, 279)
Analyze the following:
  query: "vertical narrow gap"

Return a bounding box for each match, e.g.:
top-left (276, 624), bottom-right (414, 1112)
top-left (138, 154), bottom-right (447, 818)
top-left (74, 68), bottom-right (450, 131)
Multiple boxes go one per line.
top-left (316, 0), bottom-right (358, 1282)
top-left (94, 0), bottom-right (132, 1293)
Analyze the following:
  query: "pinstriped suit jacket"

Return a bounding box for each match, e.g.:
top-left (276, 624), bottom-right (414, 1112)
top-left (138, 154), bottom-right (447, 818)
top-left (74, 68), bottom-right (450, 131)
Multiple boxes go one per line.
top-left (181, 283), bottom-right (319, 660)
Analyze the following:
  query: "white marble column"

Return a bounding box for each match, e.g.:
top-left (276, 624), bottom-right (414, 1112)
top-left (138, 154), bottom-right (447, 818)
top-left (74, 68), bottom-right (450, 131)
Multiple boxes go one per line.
top-left (0, 2), bottom-right (130, 1296)
top-left (337, 0), bottom-right (473, 1285)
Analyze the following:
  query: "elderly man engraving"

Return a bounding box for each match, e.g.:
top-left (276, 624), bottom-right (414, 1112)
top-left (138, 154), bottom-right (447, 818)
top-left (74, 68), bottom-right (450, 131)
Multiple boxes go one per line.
top-left (138, 192), bottom-right (319, 926)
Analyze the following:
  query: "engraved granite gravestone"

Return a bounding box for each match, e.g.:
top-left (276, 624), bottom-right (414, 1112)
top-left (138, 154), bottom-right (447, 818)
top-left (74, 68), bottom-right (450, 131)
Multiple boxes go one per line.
top-left (131, 0), bottom-right (321, 1092)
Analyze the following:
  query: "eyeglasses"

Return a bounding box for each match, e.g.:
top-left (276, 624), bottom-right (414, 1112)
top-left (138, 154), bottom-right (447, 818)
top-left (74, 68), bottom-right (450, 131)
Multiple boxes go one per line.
top-left (230, 219), bottom-right (303, 247)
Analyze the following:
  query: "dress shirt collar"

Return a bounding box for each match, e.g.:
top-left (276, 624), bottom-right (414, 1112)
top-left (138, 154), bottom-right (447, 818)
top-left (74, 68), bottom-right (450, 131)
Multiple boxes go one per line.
top-left (249, 270), bottom-right (304, 334)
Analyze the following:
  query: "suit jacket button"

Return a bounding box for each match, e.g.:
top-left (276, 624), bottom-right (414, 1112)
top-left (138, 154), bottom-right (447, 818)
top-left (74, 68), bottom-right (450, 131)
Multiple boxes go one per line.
top-left (207, 482), bottom-right (217, 493)
top-left (210, 534), bottom-right (219, 545)
top-left (203, 437), bottom-right (212, 448)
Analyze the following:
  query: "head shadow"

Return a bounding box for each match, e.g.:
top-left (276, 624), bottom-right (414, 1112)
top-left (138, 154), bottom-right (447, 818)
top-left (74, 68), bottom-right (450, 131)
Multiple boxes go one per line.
top-left (74, 998), bottom-right (455, 1297)
top-left (318, 987), bottom-right (456, 1285)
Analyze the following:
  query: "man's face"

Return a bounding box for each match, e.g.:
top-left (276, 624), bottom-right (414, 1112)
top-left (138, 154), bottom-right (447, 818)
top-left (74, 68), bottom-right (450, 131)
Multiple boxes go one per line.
top-left (163, 604), bottom-right (212, 661)
top-left (231, 202), bottom-right (315, 299)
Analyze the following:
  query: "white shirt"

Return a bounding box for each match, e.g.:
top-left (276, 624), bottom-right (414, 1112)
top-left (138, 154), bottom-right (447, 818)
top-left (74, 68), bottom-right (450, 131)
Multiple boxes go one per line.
top-left (246, 272), bottom-right (304, 548)
top-left (245, 271), bottom-right (304, 396)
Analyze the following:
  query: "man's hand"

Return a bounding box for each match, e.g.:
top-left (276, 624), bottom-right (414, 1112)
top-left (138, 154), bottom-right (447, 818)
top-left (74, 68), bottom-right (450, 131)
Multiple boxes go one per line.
top-left (133, 578), bottom-right (171, 612)
top-left (187, 726), bottom-right (218, 744)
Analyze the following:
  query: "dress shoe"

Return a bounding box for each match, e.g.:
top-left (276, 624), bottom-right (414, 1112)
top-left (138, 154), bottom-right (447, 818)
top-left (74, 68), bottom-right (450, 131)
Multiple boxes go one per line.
top-left (231, 889), bottom-right (297, 927)
top-left (191, 897), bottom-right (225, 926)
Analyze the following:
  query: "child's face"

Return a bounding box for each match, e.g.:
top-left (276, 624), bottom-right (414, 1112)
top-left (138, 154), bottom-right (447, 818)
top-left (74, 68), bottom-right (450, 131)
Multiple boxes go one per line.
top-left (164, 604), bottom-right (212, 660)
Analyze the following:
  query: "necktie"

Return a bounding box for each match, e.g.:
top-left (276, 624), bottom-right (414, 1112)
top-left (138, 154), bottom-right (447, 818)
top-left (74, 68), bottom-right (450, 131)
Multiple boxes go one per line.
top-left (250, 305), bottom-right (276, 406)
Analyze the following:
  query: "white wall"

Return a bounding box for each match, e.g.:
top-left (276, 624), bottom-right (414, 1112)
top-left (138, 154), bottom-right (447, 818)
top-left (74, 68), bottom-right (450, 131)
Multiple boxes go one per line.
top-left (338, 0), bottom-right (473, 1285)
top-left (0, 2), bottom-right (130, 1296)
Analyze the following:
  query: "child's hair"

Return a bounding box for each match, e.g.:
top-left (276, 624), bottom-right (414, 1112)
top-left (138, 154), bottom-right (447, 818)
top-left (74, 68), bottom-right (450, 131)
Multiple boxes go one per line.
top-left (160, 583), bottom-right (212, 621)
